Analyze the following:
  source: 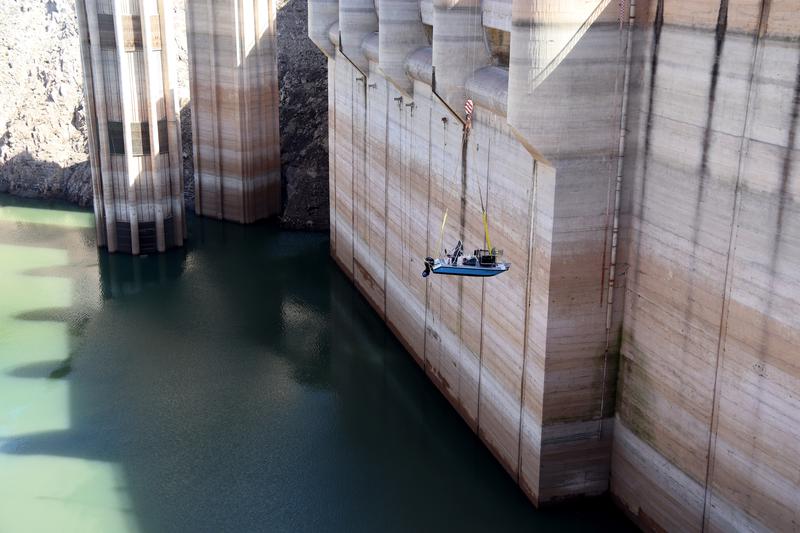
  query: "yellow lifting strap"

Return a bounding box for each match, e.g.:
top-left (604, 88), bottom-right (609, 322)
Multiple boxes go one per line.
top-left (482, 210), bottom-right (492, 251)
top-left (437, 209), bottom-right (448, 256)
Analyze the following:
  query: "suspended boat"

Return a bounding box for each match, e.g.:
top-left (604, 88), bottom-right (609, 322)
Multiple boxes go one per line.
top-left (422, 240), bottom-right (510, 278)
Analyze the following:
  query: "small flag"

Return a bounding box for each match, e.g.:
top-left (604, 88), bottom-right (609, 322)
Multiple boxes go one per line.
top-left (619, 0), bottom-right (626, 26)
top-left (464, 99), bottom-right (474, 117)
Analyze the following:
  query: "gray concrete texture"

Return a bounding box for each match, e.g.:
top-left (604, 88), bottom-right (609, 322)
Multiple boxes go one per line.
top-left (614, 0), bottom-right (799, 531)
top-left (310, 0), bottom-right (799, 529)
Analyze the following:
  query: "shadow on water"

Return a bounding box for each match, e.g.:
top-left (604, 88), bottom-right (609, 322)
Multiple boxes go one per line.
top-left (0, 194), bottom-right (633, 532)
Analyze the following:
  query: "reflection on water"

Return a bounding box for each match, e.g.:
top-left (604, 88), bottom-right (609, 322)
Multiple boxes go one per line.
top-left (98, 248), bottom-right (187, 299)
top-left (0, 195), bottom-right (633, 532)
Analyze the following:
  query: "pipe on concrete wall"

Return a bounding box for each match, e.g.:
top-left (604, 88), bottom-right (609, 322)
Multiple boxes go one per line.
top-left (465, 65), bottom-right (509, 116)
top-left (361, 31), bottom-right (380, 63)
top-left (339, 0), bottom-right (379, 71)
top-left (404, 46), bottom-right (433, 85)
top-left (309, 0), bottom-right (340, 56)
top-left (599, 0), bottom-right (635, 422)
top-left (328, 22), bottom-right (340, 47)
top-left (378, 0), bottom-right (430, 94)
top-left (431, 0), bottom-right (491, 115)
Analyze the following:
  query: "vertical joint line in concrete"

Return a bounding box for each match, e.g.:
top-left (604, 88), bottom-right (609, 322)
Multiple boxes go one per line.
top-left (363, 73), bottom-right (368, 263)
top-left (423, 96), bottom-right (433, 370)
top-left (383, 81), bottom-right (389, 316)
top-left (350, 72), bottom-right (356, 277)
top-left (476, 119), bottom-right (491, 435)
top-left (365, 77), bottom-right (371, 253)
top-left (517, 156), bottom-right (538, 480)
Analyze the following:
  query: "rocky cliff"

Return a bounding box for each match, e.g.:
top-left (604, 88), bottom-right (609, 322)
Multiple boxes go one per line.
top-left (0, 0), bottom-right (92, 205)
top-left (0, 0), bottom-right (328, 229)
top-left (277, 0), bottom-right (329, 230)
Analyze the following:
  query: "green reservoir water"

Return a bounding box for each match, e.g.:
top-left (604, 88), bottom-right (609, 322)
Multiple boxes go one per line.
top-left (0, 195), bottom-right (633, 533)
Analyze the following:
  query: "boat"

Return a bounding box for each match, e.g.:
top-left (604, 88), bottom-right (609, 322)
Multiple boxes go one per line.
top-left (422, 241), bottom-right (510, 277)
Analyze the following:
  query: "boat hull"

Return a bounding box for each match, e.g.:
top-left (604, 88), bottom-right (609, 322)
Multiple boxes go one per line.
top-left (430, 263), bottom-right (510, 277)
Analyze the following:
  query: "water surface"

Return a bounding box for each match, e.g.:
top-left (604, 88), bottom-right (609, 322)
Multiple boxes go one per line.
top-left (0, 195), bottom-right (633, 532)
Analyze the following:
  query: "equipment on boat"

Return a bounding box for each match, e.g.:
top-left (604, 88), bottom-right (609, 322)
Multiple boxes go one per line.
top-left (422, 240), bottom-right (510, 277)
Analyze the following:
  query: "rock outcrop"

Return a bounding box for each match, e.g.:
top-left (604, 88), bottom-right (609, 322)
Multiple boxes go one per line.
top-left (0, 0), bottom-right (92, 205)
top-left (277, 0), bottom-right (329, 230)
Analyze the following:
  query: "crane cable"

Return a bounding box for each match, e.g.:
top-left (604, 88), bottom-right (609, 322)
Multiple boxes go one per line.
top-left (435, 0), bottom-right (493, 260)
top-left (437, 117), bottom-right (449, 257)
top-left (469, 1), bottom-right (493, 253)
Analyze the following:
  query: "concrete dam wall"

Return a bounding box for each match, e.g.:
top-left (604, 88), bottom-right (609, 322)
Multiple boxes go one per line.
top-left (614, 0), bottom-right (799, 530)
top-left (310, 0), bottom-right (799, 529)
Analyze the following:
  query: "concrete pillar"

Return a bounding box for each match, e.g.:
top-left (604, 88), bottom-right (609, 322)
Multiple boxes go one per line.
top-left (377, 0), bottom-right (429, 95)
top-left (339, 0), bottom-right (379, 72)
top-left (431, 0), bottom-right (491, 115)
top-left (75, 0), bottom-right (186, 254)
top-left (508, 0), bottom-right (625, 503)
top-left (309, 0), bottom-right (340, 57)
top-left (186, 0), bottom-right (281, 224)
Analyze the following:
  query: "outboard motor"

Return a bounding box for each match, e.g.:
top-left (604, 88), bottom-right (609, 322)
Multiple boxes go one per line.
top-left (422, 257), bottom-right (434, 278)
